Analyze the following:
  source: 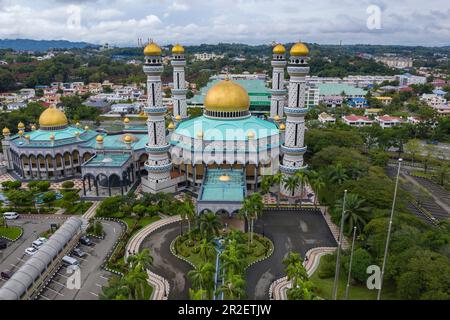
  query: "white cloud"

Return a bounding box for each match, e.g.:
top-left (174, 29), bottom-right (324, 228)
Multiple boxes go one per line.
top-left (168, 1), bottom-right (190, 12)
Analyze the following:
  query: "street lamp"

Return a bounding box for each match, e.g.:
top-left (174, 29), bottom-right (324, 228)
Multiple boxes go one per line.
top-left (344, 226), bottom-right (357, 300)
top-left (332, 189), bottom-right (347, 300)
top-left (377, 158), bottom-right (402, 300)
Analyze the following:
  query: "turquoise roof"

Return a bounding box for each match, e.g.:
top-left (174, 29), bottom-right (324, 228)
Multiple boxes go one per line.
top-left (172, 115), bottom-right (278, 141)
top-left (199, 169), bottom-right (245, 202)
top-left (189, 79), bottom-right (271, 106)
top-left (317, 83), bottom-right (367, 96)
top-left (81, 133), bottom-right (148, 151)
top-left (11, 126), bottom-right (97, 147)
top-left (82, 153), bottom-right (131, 168)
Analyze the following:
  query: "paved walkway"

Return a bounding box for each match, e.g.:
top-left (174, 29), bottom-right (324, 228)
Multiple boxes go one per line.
top-left (320, 207), bottom-right (349, 250)
top-left (270, 247), bottom-right (336, 300)
top-left (82, 201), bottom-right (100, 220)
top-left (125, 215), bottom-right (181, 300)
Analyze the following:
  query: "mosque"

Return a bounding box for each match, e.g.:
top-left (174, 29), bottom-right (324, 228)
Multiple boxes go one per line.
top-left (1, 41), bottom-right (310, 213)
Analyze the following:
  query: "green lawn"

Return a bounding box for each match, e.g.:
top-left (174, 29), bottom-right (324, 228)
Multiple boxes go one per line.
top-left (0, 226), bottom-right (22, 240)
top-left (310, 257), bottom-right (398, 300)
top-left (122, 215), bottom-right (160, 232)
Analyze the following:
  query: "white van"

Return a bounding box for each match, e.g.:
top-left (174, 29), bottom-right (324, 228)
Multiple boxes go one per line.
top-left (3, 212), bottom-right (19, 220)
top-left (62, 255), bottom-right (79, 266)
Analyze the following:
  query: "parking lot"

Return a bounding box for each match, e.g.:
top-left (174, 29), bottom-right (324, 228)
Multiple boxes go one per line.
top-left (35, 220), bottom-right (122, 300)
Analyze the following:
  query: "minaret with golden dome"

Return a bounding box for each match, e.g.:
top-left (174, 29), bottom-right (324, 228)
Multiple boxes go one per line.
top-left (142, 40), bottom-right (174, 194)
top-left (270, 43), bottom-right (287, 120)
top-left (280, 41), bottom-right (310, 197)
top-left (171, 44), bottom-right (188, 121)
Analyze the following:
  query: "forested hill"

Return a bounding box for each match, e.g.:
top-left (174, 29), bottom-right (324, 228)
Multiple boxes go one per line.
top-left (0, 39), bottom-right (98, 52)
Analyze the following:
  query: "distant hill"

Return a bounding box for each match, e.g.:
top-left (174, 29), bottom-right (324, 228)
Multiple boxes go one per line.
top-left (0, 39), bottom-right (98, 52)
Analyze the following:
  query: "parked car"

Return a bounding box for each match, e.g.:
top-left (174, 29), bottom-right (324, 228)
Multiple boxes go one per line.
top-left (72, 248), bottom-right (86, 258)
top-left (79, 236), bottom-right (93, 246)
top-left (62, 255), bottom-right (79, 266)
top-left (32, 239), bottom-right (45, 249)
top-left (3, 212), bottom-right (19, 220)
top-left (1, 270), bottom-right (14, 280)
top-left (0, 238), bottom-right (7, 250)
top-left (25, 247), bottom-right (38, 256)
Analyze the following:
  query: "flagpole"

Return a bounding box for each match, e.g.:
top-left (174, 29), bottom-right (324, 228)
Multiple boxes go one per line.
top-left (332, 189), bottom-right (347, 300)
top-left (377, 158), bottom-right (402, 300)
top-left (344, 226), bottom-right (357, 300)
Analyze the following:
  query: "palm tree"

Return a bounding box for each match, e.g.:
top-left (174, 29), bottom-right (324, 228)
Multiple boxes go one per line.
top-left (239, 193), bottom-right (263, 245)
top-left (123, 267), bottom-right (149, 300)
top-left (260, 176), bottom-right (272, 195)
top-left (310, 175), bottom-right (325, 208)
top-left (272, 172), bottom-right (283, 206)
top-left (282, 252), bottom-right (303, 268)
top-left (127, 248), bottom-right (153, 272)
top-left (328, 163), bottom-right (348, 186)
top-left (198, 238), bottom-right (216, 262)
top-left (334, 193), bottom-right (369, 235)
top-left (295, 170), bottom-right (309, 208)
top-left (199, 211), bottom-right (221, 240)
top-left (220, 240), bottom-right (246, 276)
top-left (286, 261), bottom-right (309, 288)
top-left (183, 194), bottom-right (196, 233)
top-left (218, 274), bottom-right (246, 299)
top-left (283, 175), bottom-right (300, 198)
top-left (286, 280), bottom-right (317, 300)
top-left (189, 288), bottom-right (208, 300)
top-left (188, 262), bottom-right (215, 292)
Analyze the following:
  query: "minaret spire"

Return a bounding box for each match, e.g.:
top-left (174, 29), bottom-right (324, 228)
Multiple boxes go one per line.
top-left (171, 43), bottom-right (188, 121)
top-left (269, 43), bottom-right (287, 120)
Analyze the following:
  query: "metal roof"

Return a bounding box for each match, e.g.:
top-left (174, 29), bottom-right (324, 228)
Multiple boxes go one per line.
top-left (0, 217), bottom-right (82, 300)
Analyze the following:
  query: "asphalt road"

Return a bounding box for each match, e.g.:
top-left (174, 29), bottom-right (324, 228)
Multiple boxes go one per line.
top-left (140, 222), bottom-right (191, 300)
top-left (245, 210), bottom-right (337, 300)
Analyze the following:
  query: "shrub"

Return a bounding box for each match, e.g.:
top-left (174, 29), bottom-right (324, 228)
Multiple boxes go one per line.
top-left (318, 253), bottom-right (336, 279)
top-left (61, 181), bottom-right (75, 189)
top-left (2, 181), bottom-right (21, 190)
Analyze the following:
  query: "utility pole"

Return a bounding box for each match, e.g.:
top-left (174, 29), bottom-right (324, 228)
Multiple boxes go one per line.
top-left (345, 226), bottom-right (357, 300)
top-left (377, 158), bottom-right (402, 300)
top-left (332, 189), bottom-right (347, 300)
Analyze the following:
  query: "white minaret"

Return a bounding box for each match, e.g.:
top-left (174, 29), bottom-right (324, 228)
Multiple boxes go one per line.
top-left (171, 44), bottom-right (188, 121)
top-left (280, 42), bottom-right (310, 197)
top-left (270, 44), bottom-right (287, 120)
top-left (141, 42), bottom-right (175, 194)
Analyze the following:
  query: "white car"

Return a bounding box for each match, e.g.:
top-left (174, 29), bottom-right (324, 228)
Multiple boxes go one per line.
top-left (3, 212), bottom-right (19, 220)
top-left (25, 247), bottom-right (38, 256)
top-left (32, 239), bottom-right (45, 249)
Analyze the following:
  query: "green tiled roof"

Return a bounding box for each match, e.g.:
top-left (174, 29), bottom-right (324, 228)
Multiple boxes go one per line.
top-left (82, 153), bottom-right (131, 168)
top-left (11, 126), bottom-right (97, 147)
top-left (317, 83), bottom-right (367, 96)
top-left (81, 133), bottom-right (148, 151)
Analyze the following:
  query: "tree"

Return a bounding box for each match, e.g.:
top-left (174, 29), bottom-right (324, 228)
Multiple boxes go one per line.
top-left (197, 238), bottom-right (216, 262)
top-left (132, 204), bottom-right (147, 218)
top-left (239, 193), bottom-right (263, 245)
top-left (283, 252), bottom-right (302, 268)
top-left (42, 191), bottom-right (57, 206)
top-left (1, 181), bottom-right (21, 190)
top-left (334, 193), bottom-right (369, 235)
top-left (199, 212), bottom-right (221, 240)
top-left (345, 248), bottom-right (372, 282)
top-left (282, 175), bottom-right (300, 198)
top-left (327, 163), bottom-right (348, 186)
top-left (218, 274), bottom-right (246, 299)
top-left (434, 163), bottom-right (448, 186)
top-left (188, 262), bottom-right (215, 293)
top-left (295, 170), bottom-right (309, 207)
top-left (404, 139), bottom-right (421, 166)
top-left (5, 189), bottom-right (33, 206)
top-left (61, 181), bottom-right (75, 189)
top-left (127, 248), bottom-right (153, 271)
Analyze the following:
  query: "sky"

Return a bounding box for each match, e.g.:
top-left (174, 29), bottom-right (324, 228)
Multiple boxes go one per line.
top-left (0, 0), bottom-right (449, 47)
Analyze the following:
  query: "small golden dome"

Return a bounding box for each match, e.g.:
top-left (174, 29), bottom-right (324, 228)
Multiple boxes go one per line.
top-left (279, 123), bottom-right (286, 130)
top-left (18, 130), bottom-right (24, 136)
top-left (219, 175), bottom-right (230, 182)
top-left (76, 122), bottom-right (80, 127)
top-left (18, 122), bottom-right (25, 129)
top-left (274, 115), bottom-right (280, 122)
top-left (273, 44), bottom-right (286, 54)
top-left (247, 131), bottom-right (255, 139)
top-left (172, 44), bottom-right (185, 54)
top-left (31, 124), bottom-right (36, 131)
top-left (24, 135), bottom-right (30, 140)
top-left (123, 135), bottom-right (133, 143)
top-left (124, 117), bottom-right (130, 123)
top-left (144, 42), bottom-right (162, 56)
top-left (74, 131), bottom-right (80, 137)
top-left (84, 125), bottom-right (89, 131)
top-left (168, 122), bottom-right (175, 130)
top-left (204, 79), bottom-right (250, 112)
top-left (197, 131), bottom-right (204, 138)
top-left (96, 135), bottom-right (104, 142)
top-left (49, 134), bottom-right (55, 140)
top-left (39, 107), bottom-right (68, 128)
top-left (175, 115), bottom-right (182, 121)
top-left (2, 127), bottom-right (10, 135)
top-left (290, 42), bottom-right (309, 56)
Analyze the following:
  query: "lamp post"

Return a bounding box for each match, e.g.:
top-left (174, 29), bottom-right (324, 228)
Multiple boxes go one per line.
top-left (344, 226), bottom-right (357, 300)
top-left (377, 158), bottom-right (402, 300)
top-left (332, 189), bottom-right (347, 300)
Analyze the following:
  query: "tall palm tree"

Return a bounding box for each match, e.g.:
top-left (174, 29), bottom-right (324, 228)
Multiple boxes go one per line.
top-left (198, 238), bottom-right (216, 262)
top-left (199, 211), bottom-right (221, 240)
top-left (183, 194), bottom-right (196, 233)
top-left (328, 163), bottom-right (348, 186)
top-left (334, 193), bottom-right (369, 235)
top-left (310, 175), bottom-right (325, 208)
top-left (123, 267), bottom-right (149, 300)
top-left (272, 172), bottom-right (283, 207)
top-left (218, 274), bottom-right (247, 299)
top-left (282, 252), bottom-right (303, 268)
top-left (220, 240), bottom-right (246, 276)
top-left (286, 261), bottom-right (309, 288)
top-left (295, 170), bottom-right (309, 208)
top-left (189, 288), bottom-right (208, 300)
top-left (260, 176), bottom-right (272, 195)
top-left (127, 248), bottom-right (153, 272)
top-left (188, 262), bottom-right (215, 293)
top-left (283, 175), bottom-right (301, 198)
top-left (240, 193), bottom-right (263, 245)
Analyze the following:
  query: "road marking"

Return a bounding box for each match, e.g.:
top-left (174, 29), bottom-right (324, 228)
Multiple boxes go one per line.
top-left (46, 286), bottom-right (64, 296)
top-left (95, 283), bottom-right (102, 288)
top-left (38, 294), bottom-right (50, 300)
top-left (100, 275), bottom-right (109, 280)
top-left (56, 272), bottom-right (69, 279)
top-left (89, 291), bottom-right (99, 297)
top-left (51, 280), bottom-right (66, 287)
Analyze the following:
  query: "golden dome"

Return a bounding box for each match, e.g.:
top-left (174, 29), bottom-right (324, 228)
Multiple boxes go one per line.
top-left (175, 115), bottom-right (182, 121)
top-left (124, 117), bottom-right (130, 124)
top-left (2, 127), bottom-right (10, 135)
top-left (18, 122), bottom-right (25, 129)
top-left (247, 131), bottom-right (255, 139)
top-left (24, 135), bottom-right (30, 140)
top-left (31, 124), bottom-right (36, 131)
top-left (144, 42), bottom-right (162, 56)
top-left (273, 44), bottom-right (286, 54)
top-left (172, 44), bottom-right (184, 54)
top-left (197, 131), bottom-right (204, 138)
top-left (84, 125), bottom-right (89, 131)
top-left (18, 130), bottom-right (24, 136)
top-left (168, 122), bottom-right (175, 130)
top-left (96, 135), bottom-right (104, 143)
top-left (290, 42), bottom-right (309, 56)
top-left (74, 131), bottom-right (80, 137)
top-left (274, 115), bottom-right (280, 122)
top-left (219, 175), bottom-right (230, 182)
top-left (39, 107), bottom-right (68, 127)
top-left (204, 79), bottom-right (250, 112)
top-left (49, 134), bottom-right (55, 140)
top-left (123, 135), bottom-right (133, 143)
top-left (76, 122), bottom-right (80, 127)
top-left (279, 123), bottom-right (286, 130)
